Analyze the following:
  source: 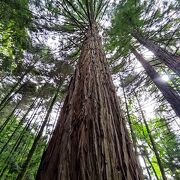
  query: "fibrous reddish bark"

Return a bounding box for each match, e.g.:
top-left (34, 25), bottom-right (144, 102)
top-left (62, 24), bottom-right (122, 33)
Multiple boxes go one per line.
top-left (132, 32), bottom-right (180, 76)
top-left (36, 25), bottom-right (142, 180)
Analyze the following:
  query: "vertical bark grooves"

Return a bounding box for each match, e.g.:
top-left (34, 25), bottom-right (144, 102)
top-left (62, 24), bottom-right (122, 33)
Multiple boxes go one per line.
top-left (36, 25), bottom-right (142, 180)
top-left (132, 49), bottom-right (180, 118)
top-left (132, 32), bottom-right (180, 76)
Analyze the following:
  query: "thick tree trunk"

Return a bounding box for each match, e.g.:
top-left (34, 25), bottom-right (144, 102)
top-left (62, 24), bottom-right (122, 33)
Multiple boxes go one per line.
top-left (132, 49), bottom-right (180, 117)
top-left (36, 25), bottom-right (142, 180)
top-left (131, 32), bottom-right (180, 76)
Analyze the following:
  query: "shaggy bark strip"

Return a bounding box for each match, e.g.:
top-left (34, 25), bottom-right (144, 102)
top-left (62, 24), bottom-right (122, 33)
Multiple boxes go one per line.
top-left (36, 25), bottom-right (142, 180)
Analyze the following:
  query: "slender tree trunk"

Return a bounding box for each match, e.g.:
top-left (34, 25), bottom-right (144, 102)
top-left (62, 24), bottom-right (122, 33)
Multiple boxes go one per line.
top-left (135, 93), bottom-right (167, 180)
top-left (138, 120), bottom-right (159, 180)
top-left (0, 100), bottom-right (21, 133)
top-left (36, 25), bottom-right (142, 180)
top-left (0, 97), bottom-right (38, 155)
top-left (17, 83), bottom-right (62, 180)
top-left (159, 116), bottom-right (180, 179)
top-left (119, 74), bottom-right (144, 179)
top-left (119, 74), bottom-right (138, 154)
top-left (142, 147), bottom-right (159, 180)
top-left (0, 84), bottom-right (25, 112)
top-left (0, 63), bottom-right (35, 110)
top-left (0, 77), bottom-right (24, 109)
top-left (0, 98), bottom-right (43, 178)
top-left (141, 152), bottom-right (152, 180)
top-left (132, 49), bottom-right (180, 117)
top-left (131, 32), bottom-right (180, 76)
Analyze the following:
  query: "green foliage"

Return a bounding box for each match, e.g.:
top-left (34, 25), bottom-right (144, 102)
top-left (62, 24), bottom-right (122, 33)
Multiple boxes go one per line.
top-left (0, 117), bottom-right (46, 179)
top-left (106, 0), bottom-right (144, 55)
top-left (129, 108), bottom-right (180, 178)
top-left (149, 117), bottom-right (180, 178)
top-left (0, 0), bottom-right (32, 71)
top-left (106, 0), bottom-right (179, 59)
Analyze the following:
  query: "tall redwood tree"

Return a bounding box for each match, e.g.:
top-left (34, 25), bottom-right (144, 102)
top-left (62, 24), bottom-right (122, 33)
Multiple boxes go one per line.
top-left (36, 1), bottom-right (142, 179)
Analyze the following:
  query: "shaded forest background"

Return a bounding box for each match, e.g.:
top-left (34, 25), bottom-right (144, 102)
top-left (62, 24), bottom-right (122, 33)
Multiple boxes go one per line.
top-left (0, 0), bottom-right (179, 179)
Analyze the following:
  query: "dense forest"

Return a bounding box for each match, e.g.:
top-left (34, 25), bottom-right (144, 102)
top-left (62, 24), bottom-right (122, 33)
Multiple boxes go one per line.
top-left (0, 0), bottom-right (179, 179)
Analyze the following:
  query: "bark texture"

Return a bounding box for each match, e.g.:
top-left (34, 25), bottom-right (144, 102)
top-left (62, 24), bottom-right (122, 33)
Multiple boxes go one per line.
top-left (132, 49), bottom-right (180, 118)
top-left (132, 32), bottom-right (180, 76)
top-left (36, 25), bottom-right (142, 180)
